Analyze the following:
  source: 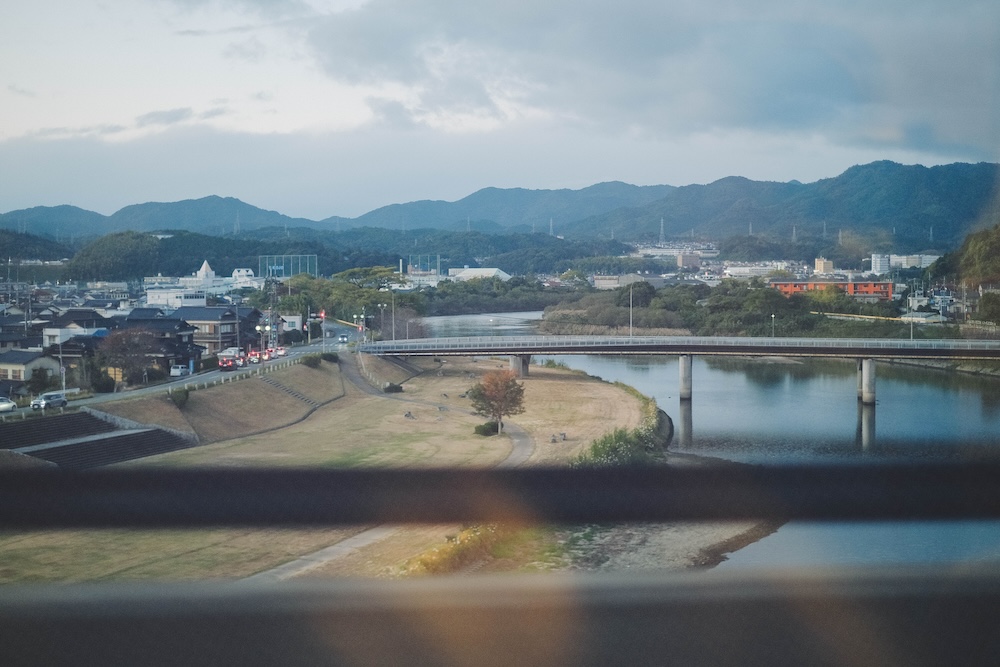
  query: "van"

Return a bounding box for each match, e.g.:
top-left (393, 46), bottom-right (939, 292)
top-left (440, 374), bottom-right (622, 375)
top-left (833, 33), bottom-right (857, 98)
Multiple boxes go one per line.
top-left (169, 365), bottom-right (191, 377)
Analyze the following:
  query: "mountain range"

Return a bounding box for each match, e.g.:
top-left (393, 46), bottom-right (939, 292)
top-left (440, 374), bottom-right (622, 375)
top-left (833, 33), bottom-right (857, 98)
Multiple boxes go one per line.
top-left (2, 161), bottom-right (997, 253)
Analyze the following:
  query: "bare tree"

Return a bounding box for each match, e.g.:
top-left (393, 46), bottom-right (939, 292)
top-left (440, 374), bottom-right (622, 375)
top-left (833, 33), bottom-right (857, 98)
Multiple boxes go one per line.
top-left (467, 370), bottom-right (525, 433)
top-left (98, 328), bottom-right (159, 385)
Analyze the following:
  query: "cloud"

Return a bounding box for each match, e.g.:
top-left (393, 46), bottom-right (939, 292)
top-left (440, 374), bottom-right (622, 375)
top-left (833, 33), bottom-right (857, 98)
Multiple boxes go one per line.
top-left (7, 84), bottom-right (36, 98)
top-left (298, 0), bottom-right (999, 157)
top-left (224, 35), bottom-right (268, 62)
top-left (136, 108), bottom-right (195, 127)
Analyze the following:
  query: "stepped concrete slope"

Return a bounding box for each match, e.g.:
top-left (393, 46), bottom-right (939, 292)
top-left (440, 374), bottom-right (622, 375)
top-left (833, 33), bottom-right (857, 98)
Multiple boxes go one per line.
top-left (0, 413), bottom-right (195, 470)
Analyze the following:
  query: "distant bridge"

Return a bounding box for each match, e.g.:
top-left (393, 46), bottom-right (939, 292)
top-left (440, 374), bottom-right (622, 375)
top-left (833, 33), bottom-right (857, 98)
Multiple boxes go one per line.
top-left (359, 334), bottom-right (1000, 405)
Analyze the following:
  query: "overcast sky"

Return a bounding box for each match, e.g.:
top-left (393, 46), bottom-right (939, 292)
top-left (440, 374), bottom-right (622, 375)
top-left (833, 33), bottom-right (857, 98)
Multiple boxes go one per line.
top-left (2, 0), bottom-right (998, 220)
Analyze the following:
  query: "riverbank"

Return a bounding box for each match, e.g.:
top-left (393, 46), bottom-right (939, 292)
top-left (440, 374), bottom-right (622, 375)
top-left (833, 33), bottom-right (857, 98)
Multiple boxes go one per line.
top-left (0, 352), bottom-right (776, 582)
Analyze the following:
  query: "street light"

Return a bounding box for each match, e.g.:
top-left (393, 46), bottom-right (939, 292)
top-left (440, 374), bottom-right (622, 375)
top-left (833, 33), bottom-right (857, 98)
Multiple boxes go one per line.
top-left (255, 324), bottom-right (270, 355)
top-left (629, 283), bottom-right (634, 338)
top-left (377, 303), bottom-right (387, 338)
top-left (771, 313), bottom-right (775, 337)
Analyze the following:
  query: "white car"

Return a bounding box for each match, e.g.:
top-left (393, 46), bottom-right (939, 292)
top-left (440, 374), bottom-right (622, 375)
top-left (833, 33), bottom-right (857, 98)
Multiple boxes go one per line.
top-left (169, 365), bottom-right (191, 377)
top-left (0, 396), bottom-right (17, 412)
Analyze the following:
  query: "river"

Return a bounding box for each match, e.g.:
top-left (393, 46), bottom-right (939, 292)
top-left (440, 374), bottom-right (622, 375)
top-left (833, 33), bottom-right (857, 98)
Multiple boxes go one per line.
top-left (423, 311), bottom-right (1000, 568)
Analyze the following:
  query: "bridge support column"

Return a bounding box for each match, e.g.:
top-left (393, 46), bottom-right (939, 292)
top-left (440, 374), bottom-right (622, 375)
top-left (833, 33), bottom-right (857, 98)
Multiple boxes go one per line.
top-left (509, 355), bottom-right (531, 377)
top-left (858, 358), bottom-right (876, 405)
top-left (679, 355), bottom-right (693, 401)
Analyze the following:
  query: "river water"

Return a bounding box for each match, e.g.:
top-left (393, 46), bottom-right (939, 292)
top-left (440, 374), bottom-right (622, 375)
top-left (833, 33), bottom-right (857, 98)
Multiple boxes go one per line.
top-left (423, 311), bottom-right (1000, 568)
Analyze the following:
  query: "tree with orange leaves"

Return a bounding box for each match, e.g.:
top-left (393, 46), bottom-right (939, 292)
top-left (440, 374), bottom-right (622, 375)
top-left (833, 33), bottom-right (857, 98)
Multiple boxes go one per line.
top-left (467, 369), bottom-right (525, 434)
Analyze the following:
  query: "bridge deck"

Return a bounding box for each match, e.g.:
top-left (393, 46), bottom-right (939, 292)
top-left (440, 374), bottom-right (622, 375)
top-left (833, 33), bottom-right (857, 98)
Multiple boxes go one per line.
top-left (360, 334), bottom-right (1000, 361)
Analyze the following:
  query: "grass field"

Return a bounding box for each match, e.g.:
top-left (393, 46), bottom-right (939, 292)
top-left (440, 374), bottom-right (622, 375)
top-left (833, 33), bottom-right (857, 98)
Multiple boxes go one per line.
top-left (0, 354), bottom-right (645, 583)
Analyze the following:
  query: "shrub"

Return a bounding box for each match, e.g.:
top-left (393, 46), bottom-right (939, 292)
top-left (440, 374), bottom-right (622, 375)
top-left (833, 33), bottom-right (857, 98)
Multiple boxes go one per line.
top-left (321, 352), bottom-right (339, 363)
top-left (301, 354), bottom-right (322, 368)
top-left (474, 421), bottom-right (499, 436)
top-left (169, 387), bottom-right (189, 409)
top-left (383, 382), bottom-right (403, 393)
top-left (146, 367), bottom-right (166, 382)
top-left (92, 373), bottom-right (116, 394)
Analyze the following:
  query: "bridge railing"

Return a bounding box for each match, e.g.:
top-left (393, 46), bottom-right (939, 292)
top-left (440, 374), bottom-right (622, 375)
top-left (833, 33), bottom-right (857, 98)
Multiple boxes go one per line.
top-left (360, 334), bottom-right (1000, 356)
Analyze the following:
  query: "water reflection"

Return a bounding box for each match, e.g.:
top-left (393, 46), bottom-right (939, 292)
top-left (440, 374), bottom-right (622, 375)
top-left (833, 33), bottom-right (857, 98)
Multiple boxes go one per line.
top-left (856, 402), bottom-right (876, 452)
top-left (677, 399), bottom-right (693, 449)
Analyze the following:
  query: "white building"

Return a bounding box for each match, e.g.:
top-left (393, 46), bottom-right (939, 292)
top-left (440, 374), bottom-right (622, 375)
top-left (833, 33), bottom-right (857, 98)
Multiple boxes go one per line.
top-left (871, 254), bottom-right (891, 275)
top-left (143, 262), bottom-right (265, 307)
top-left (889, 254), bottom-right (941, 269)
top-left (446, 267), bottom-right (512, 282)
top-left (145, 289), bottom-right (208, 309)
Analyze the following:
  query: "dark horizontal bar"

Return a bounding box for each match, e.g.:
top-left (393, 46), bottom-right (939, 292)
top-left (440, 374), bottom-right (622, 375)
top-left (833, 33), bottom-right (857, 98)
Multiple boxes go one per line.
top-left (4, 463), bottom-right (1000, 528)
top-left (7, 567), bottom-right (1000, 666)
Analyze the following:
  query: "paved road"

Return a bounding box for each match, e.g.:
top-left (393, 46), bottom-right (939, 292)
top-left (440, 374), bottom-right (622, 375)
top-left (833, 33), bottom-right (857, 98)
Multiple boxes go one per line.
top-left (8, 340), bottom-right (345, 419)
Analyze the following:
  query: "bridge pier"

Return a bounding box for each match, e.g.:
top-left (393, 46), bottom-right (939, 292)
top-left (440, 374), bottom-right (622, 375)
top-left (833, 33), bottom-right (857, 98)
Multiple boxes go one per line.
top-left (679, 355), bottom-right (692, 401)
top-left (509, 355), bottom-right (531, 377)
top-left (858, 358), bottom-right (876, 405)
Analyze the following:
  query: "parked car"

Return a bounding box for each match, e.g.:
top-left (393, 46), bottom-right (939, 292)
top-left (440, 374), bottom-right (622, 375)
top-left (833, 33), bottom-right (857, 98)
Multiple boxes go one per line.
top-left (0, 396), bottom-right (17, 412)
top-left (169, 365), bottom-right (191, 377)
top-left (30, 392), bottom-right (67, 410)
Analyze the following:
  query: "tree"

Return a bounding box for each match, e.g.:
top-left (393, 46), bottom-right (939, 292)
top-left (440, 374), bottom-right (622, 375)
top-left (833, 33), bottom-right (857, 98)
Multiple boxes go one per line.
top-left (614, 281), bottom-right (656, 308)
top-left (27, 368), bottom-right (54, 394)
top-left (978, 293), bottom-right (1000, 324)
top-left (467, 370), bottom-right (526, 434)
top-left (98, 328), bottom-right (160, 385)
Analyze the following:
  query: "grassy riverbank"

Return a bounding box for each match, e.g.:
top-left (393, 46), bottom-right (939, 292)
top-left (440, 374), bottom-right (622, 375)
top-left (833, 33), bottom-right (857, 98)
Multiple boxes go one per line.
top-left (0, 353), bottom-right (649, 583)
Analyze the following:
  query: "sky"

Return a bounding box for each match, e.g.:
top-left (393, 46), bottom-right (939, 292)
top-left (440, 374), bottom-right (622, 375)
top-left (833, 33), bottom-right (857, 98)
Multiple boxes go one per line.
top-left (2, 0), bottom-right (998, 220)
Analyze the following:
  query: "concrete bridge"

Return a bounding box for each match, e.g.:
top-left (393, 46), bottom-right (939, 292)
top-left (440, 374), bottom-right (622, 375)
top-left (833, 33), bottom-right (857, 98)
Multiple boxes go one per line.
top-left (359, 335), bottom-right (1000, 405)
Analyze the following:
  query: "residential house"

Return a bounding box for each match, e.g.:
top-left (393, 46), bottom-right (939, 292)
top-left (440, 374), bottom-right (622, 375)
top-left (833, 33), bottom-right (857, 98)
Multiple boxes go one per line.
top-left (42, 309), bottom-right (114, 347)
top-left (166, 306), bottom-right (260, 355)
top-left (119, 314), bottom-right (204, 371)
top-left (0, 350), bottom-right (61, 396)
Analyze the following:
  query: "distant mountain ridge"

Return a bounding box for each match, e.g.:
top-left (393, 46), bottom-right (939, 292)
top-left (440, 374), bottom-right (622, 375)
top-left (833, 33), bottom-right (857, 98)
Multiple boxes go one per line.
top-left (2, 161), bottom-right (997, 252)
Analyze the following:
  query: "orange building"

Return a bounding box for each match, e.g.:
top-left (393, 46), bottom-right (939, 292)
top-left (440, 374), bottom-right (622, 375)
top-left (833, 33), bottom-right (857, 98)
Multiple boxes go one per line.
top-left (769, 280), bottom-right (894, 302)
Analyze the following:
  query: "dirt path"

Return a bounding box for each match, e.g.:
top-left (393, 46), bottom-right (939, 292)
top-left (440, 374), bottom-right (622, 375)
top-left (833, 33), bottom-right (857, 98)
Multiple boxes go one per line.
top-left (245, 381), bottom-right (538, 582)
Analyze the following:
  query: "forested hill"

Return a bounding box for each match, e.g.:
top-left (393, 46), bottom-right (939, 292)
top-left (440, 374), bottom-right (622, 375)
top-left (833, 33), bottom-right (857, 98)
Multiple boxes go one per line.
top-left (2, 161), bottom-right (997, 252)
top-left (576, 161), bottom-right (1000, 252)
